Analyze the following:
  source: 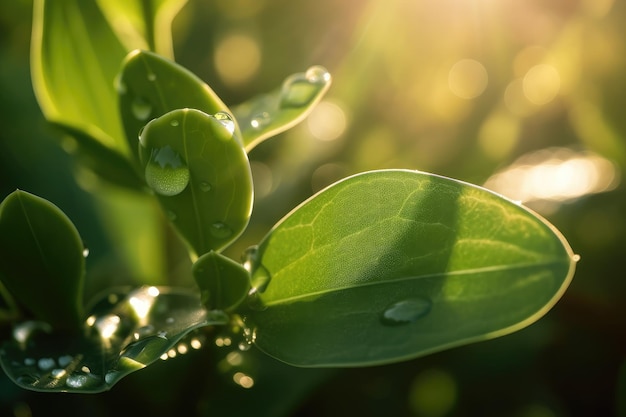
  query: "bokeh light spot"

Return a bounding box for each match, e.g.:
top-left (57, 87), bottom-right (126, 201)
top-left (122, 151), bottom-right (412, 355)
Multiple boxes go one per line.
top-left (523, 64), bottom-right (560, 105)
top-left (448, 59), bottom-right (488, 99)
top-left (478, 110), bottom-right (521, 160)
top-left (408, 368), bottom-right (457, 417)
top-left (214, 33), bottom-right (261, 87)
top-left (307, 100), bottom-right (348, 142)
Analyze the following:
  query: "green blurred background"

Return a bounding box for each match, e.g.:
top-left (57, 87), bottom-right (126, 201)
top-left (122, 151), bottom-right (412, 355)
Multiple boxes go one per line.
top-left (1, 0), bottom-right (625, 416)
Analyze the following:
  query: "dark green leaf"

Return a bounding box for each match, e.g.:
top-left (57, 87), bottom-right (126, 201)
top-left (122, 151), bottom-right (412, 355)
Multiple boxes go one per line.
top-left (193, 251), bottom-right (250, 311)
top-left (118, 50), bottom-right (232, 164)
top-left (0, 286), bottom-right (224, 393)
top-left (244, 170), bottom-right (576, 367)
top-left (50, 122), bottom-right (144, 190)
top-left (138, 109), bottom-right (253, 256)
top-left (0, 191), bottom-right (85, 332)
top-left (231, 65), bottom-right (332, 152)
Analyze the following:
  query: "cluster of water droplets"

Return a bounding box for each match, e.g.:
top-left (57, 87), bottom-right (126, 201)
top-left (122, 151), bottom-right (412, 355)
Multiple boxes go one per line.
top-left (212, 315), bottom-right (258, 389)
top-left (279, 65), bottom-right (330, 108)
top-left (241, 246), bottom-right (271, 311)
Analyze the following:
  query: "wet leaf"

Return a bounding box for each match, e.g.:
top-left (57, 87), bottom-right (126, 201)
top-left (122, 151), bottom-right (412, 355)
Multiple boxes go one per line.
top-left (138, 109), bottom-right (253, 256)
top-left (0, 286), bottom-right (223, 393)
top-left (0, 191), bottom-right (85, 332)
top-left (118, 50), bottom-right (231, 164)
top-left (193, 251), bottom-right (250, 312)
top-left (231, 65), bottom-right (332, 152)
top-left (244, 170), bottom-right (577, 367)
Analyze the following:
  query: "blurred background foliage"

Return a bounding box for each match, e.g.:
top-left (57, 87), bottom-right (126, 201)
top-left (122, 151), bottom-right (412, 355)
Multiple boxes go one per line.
top-left (1, 0), bottom-right (625, 416)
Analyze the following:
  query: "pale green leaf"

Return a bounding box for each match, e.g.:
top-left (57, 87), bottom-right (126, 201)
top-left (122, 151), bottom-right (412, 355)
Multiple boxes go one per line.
top-left (231, 65), bottom-right (332, 152)
top-left (244, 170), bottom-right (576, 367)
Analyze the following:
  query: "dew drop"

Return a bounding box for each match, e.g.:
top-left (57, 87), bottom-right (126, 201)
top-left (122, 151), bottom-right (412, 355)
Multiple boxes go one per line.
top-left (250, 112), bottom-right (270, 129)
top-left (280, 66), bottom-right (330, 108)
top-left (38, 358), bottom-right (56, 371)
top-left (305, 65), bottom-right (331, 83)
top-left (66, 373), bottom-right (88, 388)
top-left (104, 371), bottom-right (118, 384)
top-left (210, 221), bottom-right (233, 239)
top-left (144, 146), bottom-right (190, 196)
top-left (381, 297), bottom-right (432, 326)
top-left (24, 358), bottom-right (36, 366)
top-left (572, 254), bottom-right (581, 263)
top-left (58, 355), bottom-right (73, 368)
top-left (131, 97), bottom-right (152, 121)
top-left (170, 119), bottom-right (180, 127)
top-left (214, 111), bottom-right (235, 139)
top-left (82, 247), bottom-right (90, 258)
top-left (200, 181), bottom-right (212, 192)
top-left (241, 245), bottom-right (259, 272)
top-left (147, 72), bottom-right (157, 81)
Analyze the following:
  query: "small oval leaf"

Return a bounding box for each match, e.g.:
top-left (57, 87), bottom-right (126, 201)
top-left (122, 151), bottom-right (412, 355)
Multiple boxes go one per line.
top-left (193, 251), bottom-right (250, 312)
top-left (118, 49), bottom-right (232, 164)
top-left (244, 170), bottom-right (576, 367)
top-left (231, 65), bottom-right (332, 152)
top-left (0, 191), bottom-right (85, 332)
top-left (138, 109), bottom-right (253, 256)
top-left (0, 286), bottom-right (222, 393)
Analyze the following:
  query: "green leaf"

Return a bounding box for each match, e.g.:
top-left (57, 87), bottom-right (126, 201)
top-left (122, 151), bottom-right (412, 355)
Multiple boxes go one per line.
top-left (0, 286), bottom-right (224, 393)
top-left (243, 170), bottom-right (576, 367)
top-left (138, 109), bottom-right (253, 256)
top-left (95, 0), bottom-right (187, 58)
top-left (193, 251), bottom-right (250, 312)
top-left (231, 65), bottom-right (332, 152)
top-left (118, 50), bottom-right (231, 164)
top-left (31, 0), bottom-right (129, 156)
top-left (50, 122), bottom-right (145, 190)
top-left (0, 191), bottom-right (85, 332)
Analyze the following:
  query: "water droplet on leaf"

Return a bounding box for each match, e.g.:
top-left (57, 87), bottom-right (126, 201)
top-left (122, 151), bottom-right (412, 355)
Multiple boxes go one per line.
top-left (250, 112), bottom-right (270, 129)
top-left (131, 97), bottom-right (152, 121)
top-left (214, 111), bottom-right (235, 139)
top-left (280, 66), bottom-right (330, 108)
top-left (82, 247), bottom-right (90, 258)
top-left (200, 181), bottom-right (212, 192)
top-left (144, 146), bottom-right (190, 196)
top-left (305, 65), bottom-right (331, 83)
top-left (66, 373), bottom-right (88, 388)
top-left (381, 297), bottom-right (432, 326)
top-left (170, 119), bottom-right (180, 127)
top-left (147, 72), bottom-right (157, 81)
top-left (210, 222), bottom-right (233, 239)
top-left (38, 358), bottom-right (56, 371)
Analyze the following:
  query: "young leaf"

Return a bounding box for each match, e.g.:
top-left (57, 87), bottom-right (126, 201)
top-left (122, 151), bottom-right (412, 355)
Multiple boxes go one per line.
top-left (118, 50), bottom-right (232, 164)
top-left (231, 65), bottom-right (332, 152)
top-left (95, 0), bottom-right (187, 58)
top-left (0, 191), bottom-right (85, 332)
top-left (138, 108), bottom-right (253, 256)
top-left (243, 170), bottom-right (577, 367)
top-left (31, 0), bottom-right (129, 156)
top-left (193, 251), bottom-right (250, 312)
top-left (0, 286), bottom-right (224, 393)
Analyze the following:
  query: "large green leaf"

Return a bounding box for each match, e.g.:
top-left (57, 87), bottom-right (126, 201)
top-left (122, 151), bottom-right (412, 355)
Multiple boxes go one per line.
top-left (95, 0), bottom-right (187, 58)
top-left (0, 286), bottom-right (225, 393)
top-left (138, 109), bottom-right (253, 257)
top-left (31, 0), bottom-right (128, 155)
top-left (231, 65), bottom-right (332, 152)
top-left (118, 50), bottom-right (231, 165)
top-left (243, 170), bottom-right (576, 367)
top-left (0, 191), bottom-right (85, 332)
